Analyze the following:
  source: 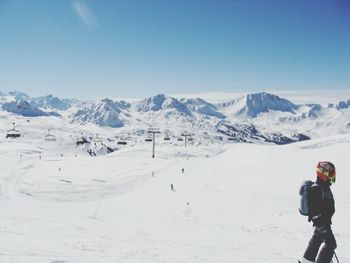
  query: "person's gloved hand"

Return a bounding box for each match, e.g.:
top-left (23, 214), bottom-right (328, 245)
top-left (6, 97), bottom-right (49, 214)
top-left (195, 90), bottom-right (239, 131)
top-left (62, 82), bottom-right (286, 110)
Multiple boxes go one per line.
top-left (311, 214), bottom-right (323, 227)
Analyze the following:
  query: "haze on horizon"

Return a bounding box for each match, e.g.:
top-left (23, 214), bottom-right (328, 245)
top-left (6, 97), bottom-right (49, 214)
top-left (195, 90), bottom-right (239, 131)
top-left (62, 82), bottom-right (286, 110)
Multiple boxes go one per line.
top-left (0, 0), bottom-right (349, 99)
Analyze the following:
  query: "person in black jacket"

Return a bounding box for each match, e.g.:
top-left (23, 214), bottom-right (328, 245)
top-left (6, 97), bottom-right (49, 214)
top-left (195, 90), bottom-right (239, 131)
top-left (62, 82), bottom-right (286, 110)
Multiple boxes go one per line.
top-left (301, 161), bottom-right (337, 263)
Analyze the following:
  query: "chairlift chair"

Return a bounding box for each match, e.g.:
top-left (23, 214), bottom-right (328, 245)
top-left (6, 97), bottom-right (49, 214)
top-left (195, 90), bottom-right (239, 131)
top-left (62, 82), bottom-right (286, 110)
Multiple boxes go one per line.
top-left (76, 138), bottom-right (85, 145)
top-left (145, 133), bottom-right (152, 142)
top-left (93, 134), bottom-right (103, 144)
top-left (44, 129), bottom-right (56, 141)
top-left (164, 131), bottom-right (170, 141)
top-left (76, 133), bottom-right (89, 146)
top-left (6, 123), bottom-right (21, 139)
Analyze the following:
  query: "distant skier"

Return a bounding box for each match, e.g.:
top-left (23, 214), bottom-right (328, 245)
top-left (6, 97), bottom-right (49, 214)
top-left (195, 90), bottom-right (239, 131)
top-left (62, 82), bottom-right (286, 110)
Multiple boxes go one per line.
top-left (300, 161), bottom-right (337, 263)
top-left (181, 168), bottom-right (184, 174)
top-left (171, 184), bottom-right (175, 191)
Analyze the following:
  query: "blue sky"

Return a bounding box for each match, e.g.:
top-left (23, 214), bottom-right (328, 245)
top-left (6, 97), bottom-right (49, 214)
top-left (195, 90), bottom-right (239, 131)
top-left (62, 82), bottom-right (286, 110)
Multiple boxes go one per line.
top-left (0, 0), bottom-right (349, 99)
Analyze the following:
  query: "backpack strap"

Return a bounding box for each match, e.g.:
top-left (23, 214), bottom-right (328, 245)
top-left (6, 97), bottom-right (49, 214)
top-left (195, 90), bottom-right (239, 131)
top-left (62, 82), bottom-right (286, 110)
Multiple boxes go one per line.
top-left (312, 182), bottom-right (324, 200)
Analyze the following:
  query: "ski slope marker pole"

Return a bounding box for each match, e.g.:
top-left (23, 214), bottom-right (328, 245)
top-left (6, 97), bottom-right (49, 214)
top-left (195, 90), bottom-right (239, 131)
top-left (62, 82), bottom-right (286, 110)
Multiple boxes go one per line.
top-left (93, 194), bottom-right (104, 219)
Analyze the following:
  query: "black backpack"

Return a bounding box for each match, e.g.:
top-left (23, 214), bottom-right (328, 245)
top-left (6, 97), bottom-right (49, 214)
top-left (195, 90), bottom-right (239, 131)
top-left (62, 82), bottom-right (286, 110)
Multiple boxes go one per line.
top-left (299, 180), bottom-right (324, 216)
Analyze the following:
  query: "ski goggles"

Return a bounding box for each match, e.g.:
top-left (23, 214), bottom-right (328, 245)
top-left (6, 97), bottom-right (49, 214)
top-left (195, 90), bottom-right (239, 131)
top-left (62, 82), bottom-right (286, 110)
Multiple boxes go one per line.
top-left (328, 174), bottom-right (336, 185)
top-left (317, 167), bottom-right (336, 184)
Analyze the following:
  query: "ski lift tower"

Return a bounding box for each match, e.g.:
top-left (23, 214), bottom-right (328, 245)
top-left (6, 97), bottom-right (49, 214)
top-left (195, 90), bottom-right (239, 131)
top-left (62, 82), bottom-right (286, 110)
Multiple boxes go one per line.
top-left (147, 128), bottom-right (160, 158)
top-left (181, 132), bottom-right (192, 148)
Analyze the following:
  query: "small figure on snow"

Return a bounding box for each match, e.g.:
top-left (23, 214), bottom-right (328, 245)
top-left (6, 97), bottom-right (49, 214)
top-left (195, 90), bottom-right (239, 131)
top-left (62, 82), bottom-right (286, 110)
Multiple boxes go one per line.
top-left (170, 184), bottom-right (175, 191)
top-left (181, 168), bottom-right (184, 174)
top-left (58, 167), bottom-right (61, 172)
top-left (300, 161), bottom-right (337, 263)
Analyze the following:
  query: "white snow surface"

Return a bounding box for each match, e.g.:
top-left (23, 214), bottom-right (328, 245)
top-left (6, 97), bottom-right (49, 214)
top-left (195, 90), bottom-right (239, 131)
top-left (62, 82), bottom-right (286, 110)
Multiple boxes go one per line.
top-left (0, 116), bottom-right (349, 262)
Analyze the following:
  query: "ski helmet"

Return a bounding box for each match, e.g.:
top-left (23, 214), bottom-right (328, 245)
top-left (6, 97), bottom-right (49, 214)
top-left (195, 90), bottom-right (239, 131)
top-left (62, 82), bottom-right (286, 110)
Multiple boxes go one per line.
top-left (316, 161), bottom-right (336, 184)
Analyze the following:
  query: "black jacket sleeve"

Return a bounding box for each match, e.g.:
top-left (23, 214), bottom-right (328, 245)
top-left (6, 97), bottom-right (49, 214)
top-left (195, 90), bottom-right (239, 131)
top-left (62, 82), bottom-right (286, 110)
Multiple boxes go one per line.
top-left (308, 185), bottom-right (324, 226)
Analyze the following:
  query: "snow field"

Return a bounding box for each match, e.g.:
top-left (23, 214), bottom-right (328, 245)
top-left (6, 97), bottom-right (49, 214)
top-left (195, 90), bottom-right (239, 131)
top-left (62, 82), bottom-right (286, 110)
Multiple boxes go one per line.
top-left (0, 134), bottom-right (349, 262)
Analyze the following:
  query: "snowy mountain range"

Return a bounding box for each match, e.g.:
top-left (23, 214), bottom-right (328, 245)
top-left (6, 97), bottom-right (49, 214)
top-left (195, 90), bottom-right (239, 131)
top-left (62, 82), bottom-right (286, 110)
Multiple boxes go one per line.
top-left (180, 97), bottom-right (225, 119)
top-left (72, 98), bottom-right (130, 128)
top-left (218, 92), bottom-right (298, 118)
top-left (0, 90), bottom-right (349, 145)
top-left (135, 94), bottom-right (192, 116)
top-left (30, 95), bottom-right (73, 111)
top-left (336, 99), bottom-right (350, 110)
top-left (1, 99), bottom-right (60, 117)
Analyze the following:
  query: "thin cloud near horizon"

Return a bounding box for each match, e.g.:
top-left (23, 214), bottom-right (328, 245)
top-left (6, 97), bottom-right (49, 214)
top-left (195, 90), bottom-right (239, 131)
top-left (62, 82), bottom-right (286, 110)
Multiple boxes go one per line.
top-left (72, 0), bottom-right (98, 28)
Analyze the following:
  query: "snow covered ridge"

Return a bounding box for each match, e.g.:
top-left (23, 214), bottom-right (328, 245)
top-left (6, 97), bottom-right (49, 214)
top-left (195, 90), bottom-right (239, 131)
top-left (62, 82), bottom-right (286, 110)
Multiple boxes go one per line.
top-left (1, 100), bottom-right (60, 117)
top-left (180, 97), bottom-right (225, 118)
top-left (216, 121), bottom-right (310, 144)
top-left (30, 95), bottom-right (73, 111)
top-left (1, 90), bottom-right (350, 145)
top-left (218, 92), bottom-right (298, 117)
top-left (336, 99), bottom-right (350, 110)
top-left (0, 91), bottom-right (74, 115)
top-left (71, 98), bottom-right (130, 128)
top-left (135, 94), bottom-right (192, 116)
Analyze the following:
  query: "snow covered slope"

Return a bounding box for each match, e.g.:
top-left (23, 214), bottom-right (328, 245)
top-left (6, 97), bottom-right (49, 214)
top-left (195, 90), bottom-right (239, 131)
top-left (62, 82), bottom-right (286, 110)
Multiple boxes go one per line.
top-left (0, 127), bottom-right (349, 262)
top-left (0, 90), bottom-right (349, 262)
